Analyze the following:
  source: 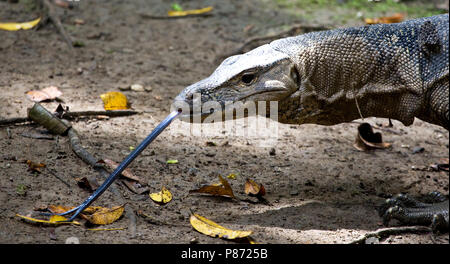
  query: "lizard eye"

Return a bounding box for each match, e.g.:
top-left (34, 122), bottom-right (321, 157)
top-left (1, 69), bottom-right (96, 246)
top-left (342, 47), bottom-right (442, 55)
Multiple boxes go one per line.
top-left (241, 73), bottom-right (256, 85)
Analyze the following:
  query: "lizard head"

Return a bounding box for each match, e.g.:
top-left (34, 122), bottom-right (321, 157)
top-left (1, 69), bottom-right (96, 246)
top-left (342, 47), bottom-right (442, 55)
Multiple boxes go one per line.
top-left (173, 44), bottom-right (299, 122)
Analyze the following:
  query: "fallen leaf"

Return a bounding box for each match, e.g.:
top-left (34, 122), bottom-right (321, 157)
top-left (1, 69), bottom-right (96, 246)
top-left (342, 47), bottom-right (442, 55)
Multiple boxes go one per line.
top-left (244, 179), bottom-right (266, 197)
top-left (166, 159), bottom-right (178, 164)
top-left (353, 123), bottom-right (392, 151)
top-left (168, 6), bottom-right (213, 17)
top-left (47, 205), bottom-right (74, 214)
top-left (75, 176), bottom-right (99, 192)
top-left (73, 18), bottom-right (85, 25)
top-left (171, 3), bottom-right (183, 11)
top-left (365, 13), bottom-right (404, 24)
top-left (0, 17), bottom-right (41, 31)
top-left (100, 91), bottom-right (130, 110)
top-left (53, 0), bottom-right (71, 9)
top-left (149, 187), bottom-right (173, 204)
top-left (26, 160), bottom-right (46, 173)
top-left (26, 86), bottom-right (63, 102)
top-left (99, 159), bottom-right (144, 184)
top-left (16, 214), bottom-right (80, 226)
top-left (81, 205), bottom-right (124, 225)
top-left (226, 173), bottom-right (237, 180)
top-left (189, 175), bottom-right (235, 198)
top-left (47, 204), bottom-right (104, 215)
top-left (190, 213), bottom-right (252, 240)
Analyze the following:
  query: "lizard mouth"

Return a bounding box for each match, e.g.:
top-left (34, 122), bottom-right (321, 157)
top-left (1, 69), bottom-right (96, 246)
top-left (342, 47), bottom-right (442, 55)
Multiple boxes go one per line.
top-left (176, 88), bottom-right (287, 122)
top-left (236, 88), bottom-right (288, 101)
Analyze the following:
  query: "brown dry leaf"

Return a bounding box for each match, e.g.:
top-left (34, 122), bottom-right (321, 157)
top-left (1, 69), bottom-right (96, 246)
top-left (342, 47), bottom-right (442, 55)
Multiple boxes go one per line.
top-left (25, 86), bottom-right (63, 102)
top-left (26, 160), bottom-right (46, 173)
top-left (47, 205), bottom-right (74, 214)
top-left (190, 213), bottom-right (252, 240)
top-left (75, 176), bottom-right (100, 192)
top-left (353, 123), bottom-right (392, 151)
top-left (149, 187), bottom-right (172, 204)
top-left (365, 13), bottom-right (404, 24)
top-left (100, 91), bottom-right (130, 110)
top-left (244, 179), bottom-right (266, 197)
top-left (98, 159), bottom-right (144, 184)
top-left (81, 205), bottom-right (124, 225)
top-left (189, 175), bottom-right (235, 198)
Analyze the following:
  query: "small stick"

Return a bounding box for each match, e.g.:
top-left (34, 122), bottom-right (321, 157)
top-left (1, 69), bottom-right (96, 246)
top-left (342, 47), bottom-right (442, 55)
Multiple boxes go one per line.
top-left (0, 110), bottom-right (140, 127)
top-left (349, 226), bottom-right (432, 244)
top-left (39, 0), bottom-right (74, 49)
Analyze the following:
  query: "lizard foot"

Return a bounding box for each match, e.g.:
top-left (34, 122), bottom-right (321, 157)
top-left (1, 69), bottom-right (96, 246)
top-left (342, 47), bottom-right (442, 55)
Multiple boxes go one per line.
top-left (379, 192), bottom-right (449, 233)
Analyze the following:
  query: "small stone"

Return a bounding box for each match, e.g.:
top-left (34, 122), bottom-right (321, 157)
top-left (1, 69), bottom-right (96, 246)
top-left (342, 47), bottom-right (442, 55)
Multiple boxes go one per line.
top-left (412, 146), bottom-right (425, 154)
top-left (290, 190), bottom-right (299, 196)
top-left (365, 237), bottom-right (379, 244)
top-left (269, 148), bottom-right (276, 156)
top-left (188, 167), bottom-right (199, 176)
top-left (190, 237), bottom-right (199, 244)
top-left (131, 84), bottom-right (145, 92)
top-left (144, 85), bottom-right (153, 92)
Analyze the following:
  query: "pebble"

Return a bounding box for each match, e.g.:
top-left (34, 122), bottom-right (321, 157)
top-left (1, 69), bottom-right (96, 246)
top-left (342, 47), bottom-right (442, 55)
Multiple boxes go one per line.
top-left (269, 148), bottom-right (276, 156)
top-left (365, 237), bottom-right (379, 244)
top-left (131, 84), bottom-right (145, 92)
top-left (412, 146), bottom-right (424, 154)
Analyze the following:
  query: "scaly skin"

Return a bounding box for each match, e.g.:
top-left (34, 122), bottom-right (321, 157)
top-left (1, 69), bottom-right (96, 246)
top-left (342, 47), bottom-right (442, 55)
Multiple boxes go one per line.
top-left (174, 14), bottom-right (449, 231)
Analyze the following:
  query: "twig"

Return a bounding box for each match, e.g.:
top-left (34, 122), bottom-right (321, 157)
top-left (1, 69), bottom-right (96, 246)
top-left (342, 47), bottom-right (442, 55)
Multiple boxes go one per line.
top-left (47, 168), bottom-right (71, 187)
top-left (0, 110), bottom-right (139, 127)
top-left (0, 117), bottom-right (30, 126)
top-left (38, 0), bottom-right (74, 49)
top-left (349, 226), bottom-right (432, 244)
top-left (63, 110), bottom-right (140, 119)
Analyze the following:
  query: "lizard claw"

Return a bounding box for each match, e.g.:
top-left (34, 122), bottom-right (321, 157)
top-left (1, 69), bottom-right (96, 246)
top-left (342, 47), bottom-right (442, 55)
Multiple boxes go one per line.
top-left (379, 192), bottom-right (449, 233)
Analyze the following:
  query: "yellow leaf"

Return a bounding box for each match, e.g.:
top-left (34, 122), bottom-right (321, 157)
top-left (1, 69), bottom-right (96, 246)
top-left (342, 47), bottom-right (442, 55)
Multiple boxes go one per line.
top-left (81, 205), bottom-right (124, 225)
top-left (227, 173), bottom-right (237, 180)
top-left (16, 214), bottom-right (80, 226)
top-left (168, 6), bottom-right (213, 17)
top-left (100, 91), bottom-right (130, 110)
top-left (0, 17), bottom-right (41, 31)
top-left (149, 187), bottom-right (172, 204)
top-left (190, 213), bottom-right (252, 240)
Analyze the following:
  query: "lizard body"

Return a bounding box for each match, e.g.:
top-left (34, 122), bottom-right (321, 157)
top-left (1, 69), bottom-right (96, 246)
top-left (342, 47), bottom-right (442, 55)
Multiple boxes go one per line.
top-left (174, 14), bottom-right (449, 231)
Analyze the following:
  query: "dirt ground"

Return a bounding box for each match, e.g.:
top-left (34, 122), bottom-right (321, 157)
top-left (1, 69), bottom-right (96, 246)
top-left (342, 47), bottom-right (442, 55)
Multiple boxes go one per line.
top-left (0, 0), bottom-right (448, 244)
